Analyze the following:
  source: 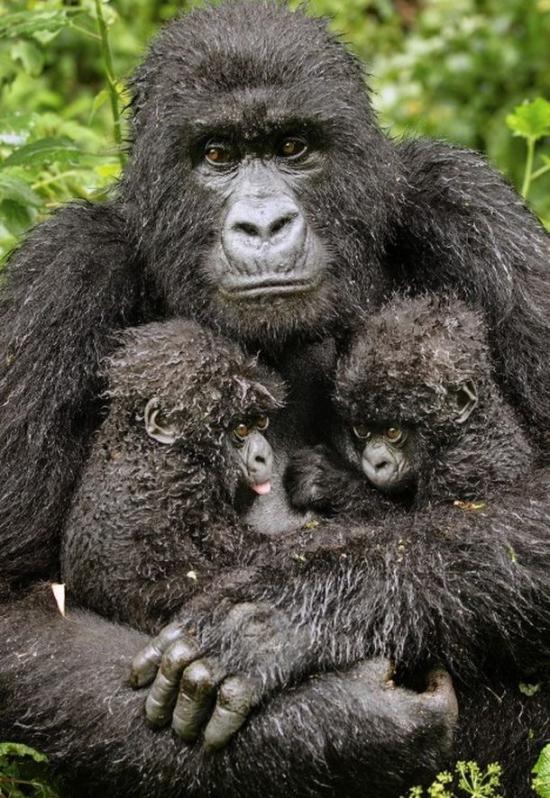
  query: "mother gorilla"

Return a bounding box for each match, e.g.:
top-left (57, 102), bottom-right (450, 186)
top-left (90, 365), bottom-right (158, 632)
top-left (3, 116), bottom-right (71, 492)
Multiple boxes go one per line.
top-left (1, 3), bottom-right (550, 797)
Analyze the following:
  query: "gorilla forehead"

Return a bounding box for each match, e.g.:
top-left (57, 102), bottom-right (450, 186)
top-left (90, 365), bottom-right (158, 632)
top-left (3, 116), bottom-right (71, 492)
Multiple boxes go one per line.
top-left (133, 1), bottom-right (371, 130)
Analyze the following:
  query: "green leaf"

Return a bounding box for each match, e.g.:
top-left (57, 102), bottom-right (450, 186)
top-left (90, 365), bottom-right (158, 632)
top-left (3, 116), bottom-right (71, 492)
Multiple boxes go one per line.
top-left (0, 742), bottom-right (48, 763)
top-left (533, 744), bottom-right (550, 798)
top-left (88, 88), bottom-right (109, 123)
top-left (518, 681), bottom-right (541, 697)
top-left (0, 173), bottom-right (41, 207)
top-left (0, 11), bottom-right (69, 40)
top-left (10, 39), bottom-right (45, 77)
top-left (0, 199), bottom-right (33, 236)
top-left (0, 138), bottom-right (81, 168)
top-left (506, 98), bottom-right (550, 141)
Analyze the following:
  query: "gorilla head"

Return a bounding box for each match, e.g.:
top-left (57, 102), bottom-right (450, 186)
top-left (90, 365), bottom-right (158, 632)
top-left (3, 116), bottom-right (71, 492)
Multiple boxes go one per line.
top-left (333, 295), bottom-right (534, 502)
top-left (123, 1), bottom-right (397, 346)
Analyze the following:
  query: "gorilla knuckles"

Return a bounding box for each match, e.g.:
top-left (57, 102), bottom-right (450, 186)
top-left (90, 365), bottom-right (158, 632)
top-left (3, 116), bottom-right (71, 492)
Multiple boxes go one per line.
top-left (124, 2), bottom-right (395, 344)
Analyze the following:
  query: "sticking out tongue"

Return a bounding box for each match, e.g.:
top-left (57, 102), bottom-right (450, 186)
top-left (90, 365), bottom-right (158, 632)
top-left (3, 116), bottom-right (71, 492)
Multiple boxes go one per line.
top-left (251, 481), bottom-right (271, 496)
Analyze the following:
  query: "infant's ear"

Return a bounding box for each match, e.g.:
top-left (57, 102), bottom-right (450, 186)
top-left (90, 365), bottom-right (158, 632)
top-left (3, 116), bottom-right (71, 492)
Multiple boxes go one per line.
top-left (144, 398), bottom-right (177, 445)
top-left (453, 380), bottom-right (478, 424)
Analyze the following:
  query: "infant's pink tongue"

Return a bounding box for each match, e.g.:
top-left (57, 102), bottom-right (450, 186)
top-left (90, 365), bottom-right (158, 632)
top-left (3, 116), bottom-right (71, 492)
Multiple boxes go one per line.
top-left (251, 481), bottom-right (271, 495)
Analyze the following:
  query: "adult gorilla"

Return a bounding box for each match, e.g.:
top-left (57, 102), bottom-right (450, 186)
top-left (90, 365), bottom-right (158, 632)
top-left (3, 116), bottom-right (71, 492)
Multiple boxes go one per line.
top-left (1, 2), bottom-right (550, 796)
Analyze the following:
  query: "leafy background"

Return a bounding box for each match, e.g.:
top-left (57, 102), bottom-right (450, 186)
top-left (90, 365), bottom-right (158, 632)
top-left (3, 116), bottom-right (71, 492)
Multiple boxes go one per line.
top-left (0, 0), bottom-right (549, 267)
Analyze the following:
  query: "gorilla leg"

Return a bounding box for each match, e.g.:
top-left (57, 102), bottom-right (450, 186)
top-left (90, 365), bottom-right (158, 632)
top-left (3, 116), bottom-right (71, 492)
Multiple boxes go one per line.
top-left (0, 587), bottom-right (456, 798)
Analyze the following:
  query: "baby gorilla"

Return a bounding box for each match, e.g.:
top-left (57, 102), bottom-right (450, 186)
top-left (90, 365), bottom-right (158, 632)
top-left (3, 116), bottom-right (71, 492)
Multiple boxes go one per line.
top-left (288, 295), bottom-right (534, 517)
top-left (62, 319), bottom-right (285, 632)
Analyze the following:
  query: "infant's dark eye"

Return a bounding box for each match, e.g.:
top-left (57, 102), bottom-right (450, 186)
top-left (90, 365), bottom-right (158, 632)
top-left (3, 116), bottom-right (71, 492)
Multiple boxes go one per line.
top-left (353, 425), bottom-right (371, 440)
top-left (385, 427), bottom-right (405, 445)
top-left (277, 136), bottom-right (308, 160)
top-left (232, 423), bottom-right (250, 443)
top-left (255, 416), bottom-right (269, 431)
top-left (204, 141), bottom-right (238, 166)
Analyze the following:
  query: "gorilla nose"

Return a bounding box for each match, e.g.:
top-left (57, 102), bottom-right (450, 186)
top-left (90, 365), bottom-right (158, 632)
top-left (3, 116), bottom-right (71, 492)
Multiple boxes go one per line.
top-left (247, 437), bottom-right (274, 484)
top-left (222, 197), bottom-right (307, 268)
top-left (362, 449), bottom-right (396, 487)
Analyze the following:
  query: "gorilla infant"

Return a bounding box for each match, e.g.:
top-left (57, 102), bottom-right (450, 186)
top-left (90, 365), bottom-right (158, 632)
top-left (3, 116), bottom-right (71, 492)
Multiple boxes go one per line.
top-left (62, 319), bottom-right (285, 633)
top-left (288, 295), bottom-right (534, 517)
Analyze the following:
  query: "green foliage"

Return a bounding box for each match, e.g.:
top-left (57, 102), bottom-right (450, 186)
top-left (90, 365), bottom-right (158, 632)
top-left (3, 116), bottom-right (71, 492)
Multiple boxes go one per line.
top-left (506, 98), bottom-right (550, 201)
top-left (533, 744), bottom-right (550, 798)
top-left (0, 0), bottom-right (548, 265)
top-left (406, 761), bottom-right (503, 798)
top-left (0, 742), bottom-right (60, 797)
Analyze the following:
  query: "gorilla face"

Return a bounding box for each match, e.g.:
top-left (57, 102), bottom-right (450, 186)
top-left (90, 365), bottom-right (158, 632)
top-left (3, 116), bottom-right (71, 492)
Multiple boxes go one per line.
top-left (124, 2), bottom-right (398, 346)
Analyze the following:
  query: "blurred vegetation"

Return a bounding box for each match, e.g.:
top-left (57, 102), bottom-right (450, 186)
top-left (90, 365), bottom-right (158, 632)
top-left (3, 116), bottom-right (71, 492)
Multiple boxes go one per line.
top-left (0, 0), bottom-right (548, 265)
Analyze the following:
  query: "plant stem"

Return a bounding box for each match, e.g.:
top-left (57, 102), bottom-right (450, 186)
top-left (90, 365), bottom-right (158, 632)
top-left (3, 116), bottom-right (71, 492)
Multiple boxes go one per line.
top-left (32, 170), bottom-right (81, 191)
top-left (68, 22), bottom-right (101, 40)
top-left (94, 0), bottom-right (125, 168)
top-left (531, 162), bottom-right (550, 182)
top-left (521, 136), bottom-right (535, 199)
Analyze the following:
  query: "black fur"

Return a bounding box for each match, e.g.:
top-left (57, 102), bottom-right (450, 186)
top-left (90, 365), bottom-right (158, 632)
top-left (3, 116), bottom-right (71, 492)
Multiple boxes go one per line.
top-left (62, 319), bottom-right (285, 633)
top-left (1, 2), bottom-right (550, 796)
top-left (287, 295), bottom-right (534, 516)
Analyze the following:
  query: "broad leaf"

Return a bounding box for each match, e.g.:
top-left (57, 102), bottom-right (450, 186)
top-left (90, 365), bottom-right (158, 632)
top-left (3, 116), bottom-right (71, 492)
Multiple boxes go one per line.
top-left (0, 173), bottom-right (41, 207)
top-left (506, 98), bottom-right (550, 141)
top-left (0, 200), bottom-right (33, 236)
top-left (533, 744), bottom-right (550, 798)
top-left (0, 742), bottom-right (48, 763)
top-left (0, 11), bottom-right (69, 40)
top-left (10, 39), bottom-right (45, 77)
top-left (0, 138), bottom-right (81, 168)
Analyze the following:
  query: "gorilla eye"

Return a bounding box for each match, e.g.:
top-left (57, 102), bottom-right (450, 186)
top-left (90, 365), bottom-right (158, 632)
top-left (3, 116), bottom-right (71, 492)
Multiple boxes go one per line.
top-left (386, 427), bottom-right (405, 444)
top-left (232, 423), bottom-right (250, 442)
top-left (255, 416), bottom-right (269, 431)
top-left (353, 425), bottom-right (371, 440)
top-left (204, 141), bottom-right (237, 166)
top-left (278, 136), bottom-right (308, 160)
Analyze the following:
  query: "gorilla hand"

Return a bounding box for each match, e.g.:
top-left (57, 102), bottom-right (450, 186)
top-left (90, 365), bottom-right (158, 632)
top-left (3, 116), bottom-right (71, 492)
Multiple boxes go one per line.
top-left (285, 445), bottom-right (348, 511)
top-left (130, 602), bottom-right (309, 751)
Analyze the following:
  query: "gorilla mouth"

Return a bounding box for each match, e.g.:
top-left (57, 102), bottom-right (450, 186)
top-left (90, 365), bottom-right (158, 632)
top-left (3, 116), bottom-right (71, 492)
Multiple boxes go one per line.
top-left (220, 275), bottom-right (320, 299)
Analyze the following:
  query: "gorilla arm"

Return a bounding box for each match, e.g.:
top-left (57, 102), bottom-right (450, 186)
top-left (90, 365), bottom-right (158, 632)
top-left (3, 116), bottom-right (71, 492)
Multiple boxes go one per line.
top-left (395, 139), bottom-right (550, 455)
top-left (0, 587), bottom-right (457, 798)
top-left (0, 201), bottom-right (138, 580)
top-left (132, 468), bottom-right (550, 763)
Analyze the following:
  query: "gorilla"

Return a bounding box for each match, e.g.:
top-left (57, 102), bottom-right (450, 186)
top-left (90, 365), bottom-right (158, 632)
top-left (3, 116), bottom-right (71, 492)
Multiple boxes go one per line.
top-left (1, 2), bottom-right (550, 796)
top-left (62, 319), bottom-right (286, 633)
top-left (287, 295), bottom-right (534, 517)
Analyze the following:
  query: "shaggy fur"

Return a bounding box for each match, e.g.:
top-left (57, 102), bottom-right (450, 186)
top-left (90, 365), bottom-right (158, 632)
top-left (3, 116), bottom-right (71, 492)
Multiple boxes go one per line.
top-left (62, 319), bottom-right (285, 633)
top-left (287, 295), bottom-right (535, 516)
top-left (1, 2), bottom-right (550, 796)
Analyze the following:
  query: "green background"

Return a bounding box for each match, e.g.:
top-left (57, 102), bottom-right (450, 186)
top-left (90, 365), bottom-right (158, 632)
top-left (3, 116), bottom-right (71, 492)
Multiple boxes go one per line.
top-left (0, 0), bottom-right (549, 264)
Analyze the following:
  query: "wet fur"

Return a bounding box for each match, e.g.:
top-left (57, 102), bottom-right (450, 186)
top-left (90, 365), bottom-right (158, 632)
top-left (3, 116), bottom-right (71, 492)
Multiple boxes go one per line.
top-left (1, 2), bottom-right (550, 796)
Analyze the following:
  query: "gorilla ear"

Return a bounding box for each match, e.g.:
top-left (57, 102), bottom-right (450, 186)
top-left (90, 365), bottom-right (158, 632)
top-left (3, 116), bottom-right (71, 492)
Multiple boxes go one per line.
top-left (454, 380), bottom-right (478, 424)
top-left (144, 398), bottom-right (177, 445)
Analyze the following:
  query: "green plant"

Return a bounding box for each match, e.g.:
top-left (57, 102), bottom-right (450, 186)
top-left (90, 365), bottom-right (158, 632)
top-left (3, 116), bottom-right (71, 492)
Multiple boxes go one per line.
top-left (0, 0), bottom-right (127, 263)
top-left (0, 1), bottom-right (548, 262)
top-left (0, 742), bottom-right (60, 797)
top-left (506, 98), bottom-right (550, 202)
top-left (406, 761), bottom-right (503, 798)
top-left (533, 743), bottom-right (550, 798)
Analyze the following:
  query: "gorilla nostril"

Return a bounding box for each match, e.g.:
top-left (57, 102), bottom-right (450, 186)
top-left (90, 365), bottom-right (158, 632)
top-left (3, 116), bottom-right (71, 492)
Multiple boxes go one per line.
top-left (254, 455), bottom-right (266, 465)
top-left (375, 461), bottom-right (390, 472)
top-left (269, 213), bottom-right (297, 237)
top-left (234, 221), bottom-right (260, 238)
